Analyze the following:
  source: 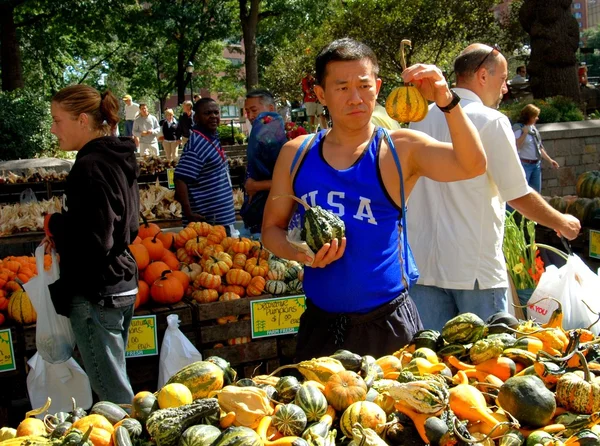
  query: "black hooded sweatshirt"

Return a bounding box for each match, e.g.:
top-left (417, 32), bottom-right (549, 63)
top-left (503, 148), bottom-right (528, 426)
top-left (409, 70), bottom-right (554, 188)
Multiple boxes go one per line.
top-left (48, 136), bottom-right (140, 315)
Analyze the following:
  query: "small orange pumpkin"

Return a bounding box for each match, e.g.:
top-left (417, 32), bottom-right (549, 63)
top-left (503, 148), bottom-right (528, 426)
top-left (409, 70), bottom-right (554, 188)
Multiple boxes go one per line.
top-left (156, 231), bottom-right (175, 250)
top-left (225, 269), bottom-right (252, 287)
top-left (217, 315), bottom-right (238, 325)
top-left (142, 235), bottom-right (165, 262)
top-left (232, 253), bottom-right (247, 269)
top-left (244, 257), bottom-right (269, 278)
top-left (129, 244), bottom-right (150, 271)
top-left (206, 229), bottom-right (225, 246)
top-left (176, 248), bottom-right (194, 264)
top-left (143, 261), bottom-right (170, 285)
top-left (185, 236), bottom-right (208, 257)
top-left (246, 276), bottom-right (266, 297)
top-left (151, 271), bottom-right (184, 304)
top-left (175, 227), bottom-right (198, 249)
top-left (189, 221), bottom-right (213, 237)
top-left (324, 370), bottom-right (368, 412)
top-left (135, 280), bottom-right (150, 309)
top-left (138, 219), bottom-right (161, 240)
top-left (194, 272), bottom-right (221, 290)
top-left (219, 292), bottom-right (240, 302)
top-left (223, 284), bottom-right (246, 297)
top-left (205, 252), bottom-right (233, 276)
top-left (192, 288), bottom-right (219, 304)
top-left (161, 250), bottom-right (180, 271)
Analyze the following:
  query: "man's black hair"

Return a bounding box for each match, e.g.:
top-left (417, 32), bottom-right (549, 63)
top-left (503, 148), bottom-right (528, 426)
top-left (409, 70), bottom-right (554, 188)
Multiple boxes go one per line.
top-left (516, 65), bottom-right (526, 74)
top-left (246, 89), bottom-right (275, 107)
top-left (193, 97), bottom-right (217, 114)
top-left (315, 38), bottom-right (379, 87)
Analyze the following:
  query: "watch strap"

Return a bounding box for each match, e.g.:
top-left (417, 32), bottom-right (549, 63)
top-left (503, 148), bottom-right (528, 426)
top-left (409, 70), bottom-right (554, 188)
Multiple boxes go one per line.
top-left (438, 90), bottom-right (461, 113)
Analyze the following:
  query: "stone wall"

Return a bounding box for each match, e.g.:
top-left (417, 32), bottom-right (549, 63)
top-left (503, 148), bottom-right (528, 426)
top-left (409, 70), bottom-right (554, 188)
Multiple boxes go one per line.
top-left (539, 121), bottom-right (600, 197)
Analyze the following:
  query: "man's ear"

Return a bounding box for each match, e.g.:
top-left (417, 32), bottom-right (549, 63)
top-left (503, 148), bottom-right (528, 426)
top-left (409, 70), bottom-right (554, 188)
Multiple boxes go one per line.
top-left (314, 84), bottom-right (326, 106)
top-left (375, 78), bottom-right (382, 98)
top-left (268, 104), bottom-right (276, 112)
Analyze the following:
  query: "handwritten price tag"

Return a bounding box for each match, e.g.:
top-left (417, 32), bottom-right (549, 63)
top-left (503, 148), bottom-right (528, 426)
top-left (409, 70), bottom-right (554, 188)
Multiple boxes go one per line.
top-left (0, 329), bottom-right (16, 372)
top-left (251, 295), bottom-right (306, 339)
top-left (126, 315), bottom-right (158, 357)
top-left (590, 230), bottom-right (600, 260)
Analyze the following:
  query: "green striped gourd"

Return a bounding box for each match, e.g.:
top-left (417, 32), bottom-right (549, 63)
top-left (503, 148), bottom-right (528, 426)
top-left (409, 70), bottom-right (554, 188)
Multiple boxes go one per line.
top-left (287, 279), bottom-right (303, 293)
top-left (178, 425), bottom-right (221, 446)
top-left (441, 313), bottom-right (487, 344)
top-left (90, 401), bottom-right (128, 425)
top-left (469, 337), bottom-right (504, 364)
top-left (294, 383), bottom-right (328, 422)
top-left (267, 261), bottom-right (286, 281)
top-left (275, 375), bottom-right (301, 403)
top-left (265, 280), bottom-right (288, 295)
top-left (340, 401), bottom-right (386, 438)
top-left (165, 360), bottom-right (224, 399)
top-left (386, 379), bottom-right (449, 414)
top-left (272, 404), bottom-right (307, 436)
top-left (112, 426), bottom-right (132, 446)
top-left (576, 171), bottom-right (600, 198)
top-left (146, 399), bottom-right (220, 446)
top-left (284, 195), bottom-right (345, 254)
top-left (205, 356), bottom-right (237, 386)
top-left (114, 419), bottom-right (142, 438)
top-left (210, 426), bottom-right (262, 446)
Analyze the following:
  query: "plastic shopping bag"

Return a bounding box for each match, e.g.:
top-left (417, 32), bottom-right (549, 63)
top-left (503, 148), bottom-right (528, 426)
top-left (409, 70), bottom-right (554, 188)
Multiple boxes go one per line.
top-left (157, 314), bottom-right (202, 388)
top-left (26, 352), bottom-right (93, 416)
top-left (527, 254), bottom-right (600, 334)
top-left (24, 245), bottom-right (75, 363)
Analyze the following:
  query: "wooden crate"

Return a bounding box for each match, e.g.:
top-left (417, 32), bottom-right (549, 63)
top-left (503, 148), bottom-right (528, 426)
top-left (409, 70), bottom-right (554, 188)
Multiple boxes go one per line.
top-left (134, 300), bottom-right (194, 332)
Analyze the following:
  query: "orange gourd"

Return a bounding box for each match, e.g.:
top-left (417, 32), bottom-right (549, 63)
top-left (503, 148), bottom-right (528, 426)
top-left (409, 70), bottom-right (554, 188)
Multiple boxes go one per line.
top-left (231, 238), bottom-right (252, 254)
top-left (138, 219), bottom-right (160, 240)
top-left (189, 221), bottom-right (213, 237)
top-left (385, 39), bottom-right (428, 123)
top-left (175, 227), bottom-right (198, 249)
top-left (168, 270), bottom-right (190, 290)
top-left (192, 288), bottom-right (219, 303)
top-left (129, 244), bottom-right (150, 271)
top-left (160, 250), bottom-right (180, 271)
top-left (226, 269), bottom-right (252, 287)
top-left (244, 257), bottom-right (269, 278)
top-left (176, 248), bottom-right (194, 264)
top-left (143, 261), bottom-right (170, 285)
top-left (7, 284), bottom-right (36, 325)
top-left (246, 276), bottom-right (266, 297)
top-left (155, 231), bottom-right (175, 250)
top-left (447, 355), bottom-right (517, 382)
top-left (205, 252), bottom-right (233, 276)
top-left (141, 235), bottom-right (165, 262)
top-left (135, 280), bottom-right (150, 309)
top-left (232, 253), bottom-right (247, 269)
top-left (223, 284), bottom-right (246, 297)
top-left (324, 370), bottom-right (367, 412)
top-left (150, 271), bottom-right (184, 304)
top-left (195, 271), bottom-right (221, 290)
top-left (449, 371), bottom-right (499, 436)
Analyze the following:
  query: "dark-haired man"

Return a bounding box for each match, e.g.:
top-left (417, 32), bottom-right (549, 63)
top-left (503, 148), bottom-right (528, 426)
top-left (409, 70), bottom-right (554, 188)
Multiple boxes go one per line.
top-left (133, 103), bottom-right (160, 156)
top-left (241, 89), bottom-right (287, 235)
top-left (512, 65), bottom-right (527, 84)
top-left (174, 98), bottom-right (236, 232)
top-left (407, 44), bottom-right (580, 331)
top-left (262, 38), bottom-right (487, 359)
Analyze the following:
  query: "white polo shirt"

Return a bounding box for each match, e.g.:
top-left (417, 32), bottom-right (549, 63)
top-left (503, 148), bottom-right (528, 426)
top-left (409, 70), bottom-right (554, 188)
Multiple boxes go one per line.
top-left (407, 88), bottom-right (531, 290)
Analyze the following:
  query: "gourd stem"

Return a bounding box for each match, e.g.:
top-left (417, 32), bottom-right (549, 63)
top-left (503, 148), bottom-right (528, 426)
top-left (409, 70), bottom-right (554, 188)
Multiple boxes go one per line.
top-left (453, 418), bottom-right (515, 444)
top-left (26, 396), bottom-right (52, 418)
top-left (581, 300), bottom-right (600, 330)
top-left (272, 194), bottom-right (311, 211)
top-left (82, 426), bottom-right (93, 443)
top-left (536, 331), bottom-right (580, 363)
top-left (577, 351), bottom-right (592, 382)
top-left (512, 296), bottom-right (561, 310)
top-left (400, 39), bottom-right (411, 72)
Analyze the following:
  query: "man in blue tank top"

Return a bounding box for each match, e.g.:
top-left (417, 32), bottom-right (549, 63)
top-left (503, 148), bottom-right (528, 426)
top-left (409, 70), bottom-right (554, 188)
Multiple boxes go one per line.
top-left (262, 38), bottom-right (487, 360)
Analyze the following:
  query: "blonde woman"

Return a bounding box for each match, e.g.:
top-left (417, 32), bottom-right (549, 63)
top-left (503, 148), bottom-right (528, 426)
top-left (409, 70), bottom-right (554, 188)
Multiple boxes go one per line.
top-left (162, 108), bottom-right (179, 161)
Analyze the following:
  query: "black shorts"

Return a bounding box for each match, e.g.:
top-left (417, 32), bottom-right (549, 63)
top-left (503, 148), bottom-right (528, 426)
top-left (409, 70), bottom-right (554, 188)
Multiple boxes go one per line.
top-left (294, 292), bottom-right (423, 361)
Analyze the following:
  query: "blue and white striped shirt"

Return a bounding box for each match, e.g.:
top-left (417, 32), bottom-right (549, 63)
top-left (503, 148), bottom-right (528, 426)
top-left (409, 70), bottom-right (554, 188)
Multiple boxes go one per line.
top-left (174, 129), bottom-right (236, 226)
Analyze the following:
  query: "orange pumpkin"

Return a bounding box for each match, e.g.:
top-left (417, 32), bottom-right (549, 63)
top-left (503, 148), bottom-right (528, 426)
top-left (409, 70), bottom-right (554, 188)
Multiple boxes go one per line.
top-left (161, 250), bottom-right (180, 271)
top-left (3, 260), bottom-right (21, 273)
top-left (324, 370), bottom-right (368, 412)
top-left (132, 236), bottom-right (142, 245)
top-left (385, 39), bottom-right (428, 123)
top-left (232, 253), bottom-right (247, 269)
top-left (228, 337), bottom-right (250, 345)
top-left (223, 285), bottom-right (246, 297)
top-left (0, 313), bottom-right (5, 326)
top-left (0, 296), bottom-right (8, 312)
top-left (244, 257), bottom-right (269, 278)
top-left (225, 269), bottom-right (252, 287)
top-left (201, 244), bottom-right (224, 260)
top-left (16, 417), bottom-right (46, 437)
top-left (192, 288), bottom-right (219, 304)
top-left (168, 270), bottom-right (190, 290)
top-left (206, 229), bottom-right (225, 246)
top-left (175, 227), bottom-right (198, 249)
top-left (72, 414), bottom-right (114, 435)
top-left (138, 220), bottom-right (161, 240)
top-left (221, 236), bottom-right (237, 251)
top-left (5, 280), bottom-right (21, 293)
top-left (135, 280), bottom-right (150, 309)
top-left (205, 252), bottom-right (233, 276)
top-left (217, 315), bottom-right (238, 325)
top-left (129, 244), bottom-right (150, 271)
top-left (141, 235), bottom-right (165, 262)
top-left (189, 221), bottom-right (213, 237)
top-left (194, 272), bottom-right (221, 290)
top-left (185, 236), bottom-right (208, 257)
top-left (143, 261), bottom-right (170, 285)
top-left (231, 238), bottom-right (252, 254)
top-left (0, 271), bottom-right (9, 288)
top-left (176, 248), bottom-right (194, 264)
top-left (150, 272), bottom-right (184, 304)
top-left (219, 292), bottom-right (240, 302)
top-left (156, 231), bottom-right (175, 250)
top-left (246, 276), bottom-right (266, 297)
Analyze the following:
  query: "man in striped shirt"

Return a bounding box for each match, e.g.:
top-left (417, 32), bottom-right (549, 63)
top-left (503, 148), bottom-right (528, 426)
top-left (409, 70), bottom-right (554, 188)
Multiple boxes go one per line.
top-left (174, 98), bottom-right (236, 232)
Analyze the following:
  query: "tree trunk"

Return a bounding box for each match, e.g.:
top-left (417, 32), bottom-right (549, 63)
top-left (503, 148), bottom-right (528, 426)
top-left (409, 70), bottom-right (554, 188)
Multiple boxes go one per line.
top-left (240, 0), bottom-right (260, 91)
top-left (519, 0), bottom-right (580, 102)
top-left (177, 46), bottom-right (187, 104)
top-left (0, 4), bottom-right (24, 91)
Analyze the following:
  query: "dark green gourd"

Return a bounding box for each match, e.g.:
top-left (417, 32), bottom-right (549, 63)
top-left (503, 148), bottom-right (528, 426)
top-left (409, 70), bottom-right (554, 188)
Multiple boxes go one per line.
top-left (285, 195), bottom-right (345, 253)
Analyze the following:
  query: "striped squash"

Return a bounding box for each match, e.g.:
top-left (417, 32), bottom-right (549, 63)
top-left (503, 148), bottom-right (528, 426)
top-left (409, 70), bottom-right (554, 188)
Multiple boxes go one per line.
top-left (294, 383), bottom-right (328, 422)
top-left (300, 206), bottom-right (345, 254)
top-left (576, 171), bottom-right (600, 198)
top-left (272, 404), bottom-right (307, 436)
top-left (265, 280), bottom-right (288, 295)
top-left (275, 375), bottom-right (301, 404)
top-left (210, 426), bottom-right (262, 446)
top-left (340, 401), bottom-right (386, 438)
top-left (112, 426), bottom-right (132, 446)
top-left (441, 312), bottom-right (487, 344)
top-left (165, 361), bottom-right (224, 399)
top-left (113, 419), bottom-right (142, 438)
top-left (179, 425), bottom-right (221, 446)
top-left (131, 391), bottom-right (158, 423)
top-left (386, 85), bottom-right (428, 123)
top-left (286, 279), bottom-right (304, 294)
top-left (7, 286), bottom-right (36, 325)
top-left (90, 401), bottom-right (128, 425)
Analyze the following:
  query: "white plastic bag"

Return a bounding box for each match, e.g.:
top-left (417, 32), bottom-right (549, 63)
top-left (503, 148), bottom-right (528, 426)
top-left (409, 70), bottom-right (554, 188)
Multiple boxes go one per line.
top-left (527, 254), bottom-right (600, 334)
top-left (24, 245), bottom-right (75, 363)
top-left (157, 314), bottom-right (202, 388)
top-left (26, 352), bottom-right (93, 416)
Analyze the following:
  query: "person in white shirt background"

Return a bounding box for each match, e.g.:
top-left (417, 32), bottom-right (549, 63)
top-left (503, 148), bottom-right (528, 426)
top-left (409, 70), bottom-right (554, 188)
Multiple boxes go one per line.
top-left (133, 103), bottom-right (160, 156)
top-left (122, 94), bottom-right (139, 137)
top-left (407, 43), bottom-right (580, 331)
top-left (511, 66), bottom-right (528, 84)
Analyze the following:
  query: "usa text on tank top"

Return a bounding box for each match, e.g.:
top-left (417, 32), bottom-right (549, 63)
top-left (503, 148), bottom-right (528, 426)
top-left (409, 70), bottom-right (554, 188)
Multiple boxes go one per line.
top-left (293, 128), bottom-right (405, 313)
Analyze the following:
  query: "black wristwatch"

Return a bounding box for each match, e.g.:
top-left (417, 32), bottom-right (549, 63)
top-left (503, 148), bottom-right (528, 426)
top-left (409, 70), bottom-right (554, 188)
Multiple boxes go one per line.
top-left (438, 90), bottom-right (461, 113)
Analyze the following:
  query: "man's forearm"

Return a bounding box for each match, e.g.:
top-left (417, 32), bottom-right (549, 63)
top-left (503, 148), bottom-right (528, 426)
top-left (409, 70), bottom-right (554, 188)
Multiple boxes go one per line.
top-left (508, 192), bottom-right (566, 231)
top-left (174, 179), bottom-right (193, 216)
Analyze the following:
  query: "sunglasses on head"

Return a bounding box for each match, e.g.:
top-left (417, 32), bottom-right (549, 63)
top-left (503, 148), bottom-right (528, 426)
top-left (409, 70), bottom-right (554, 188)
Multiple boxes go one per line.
top-left (474, 44), bottom-right (501, 72)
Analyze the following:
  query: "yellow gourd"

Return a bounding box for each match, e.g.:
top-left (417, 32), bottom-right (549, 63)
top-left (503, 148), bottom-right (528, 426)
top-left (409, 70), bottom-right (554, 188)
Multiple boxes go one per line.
top-left (210, 385), bottom-right (274, 429)
top-left (385, 39), bottom-right (428, 123)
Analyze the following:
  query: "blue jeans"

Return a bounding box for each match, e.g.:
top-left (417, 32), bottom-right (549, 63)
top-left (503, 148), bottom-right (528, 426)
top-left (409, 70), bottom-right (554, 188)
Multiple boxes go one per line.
top-left (521, 160), bottom-right (541, 193)
top-left (69, 296), bottom-right (134, 404)
top-left (124, 120), bottom-right (134, 137)
top-left (410, 282), bottom-right (508, 331)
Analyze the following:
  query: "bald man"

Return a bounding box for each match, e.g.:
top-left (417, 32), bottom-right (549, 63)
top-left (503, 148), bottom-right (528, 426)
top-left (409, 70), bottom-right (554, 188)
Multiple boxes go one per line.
top-left (407, 44), bottom-right (580, 330)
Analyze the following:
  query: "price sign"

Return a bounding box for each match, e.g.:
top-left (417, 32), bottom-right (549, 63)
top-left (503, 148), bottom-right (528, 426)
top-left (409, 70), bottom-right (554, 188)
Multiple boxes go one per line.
top-left (0, 329), bottom-right (16, 372)
top-left (126, 315), bottom-right (158, 357)
top-left (590, 230), bottom-right (600, 260)
top-left (251, 295), bottom-right (306, 339)
top-left (167, 168), bottom-right (175, 189)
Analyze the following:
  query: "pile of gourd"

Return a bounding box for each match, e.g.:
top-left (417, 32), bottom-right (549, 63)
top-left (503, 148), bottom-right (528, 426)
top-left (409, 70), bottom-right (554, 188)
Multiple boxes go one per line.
top-left (5, 299), bottom-right (600, 446)
top-left (129, 220), bottom-right (304, 319)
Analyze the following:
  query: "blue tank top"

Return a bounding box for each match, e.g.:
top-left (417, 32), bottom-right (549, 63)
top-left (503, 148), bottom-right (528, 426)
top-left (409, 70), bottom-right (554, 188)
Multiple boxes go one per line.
top-left (292, 127), bottom-right (415, 313)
